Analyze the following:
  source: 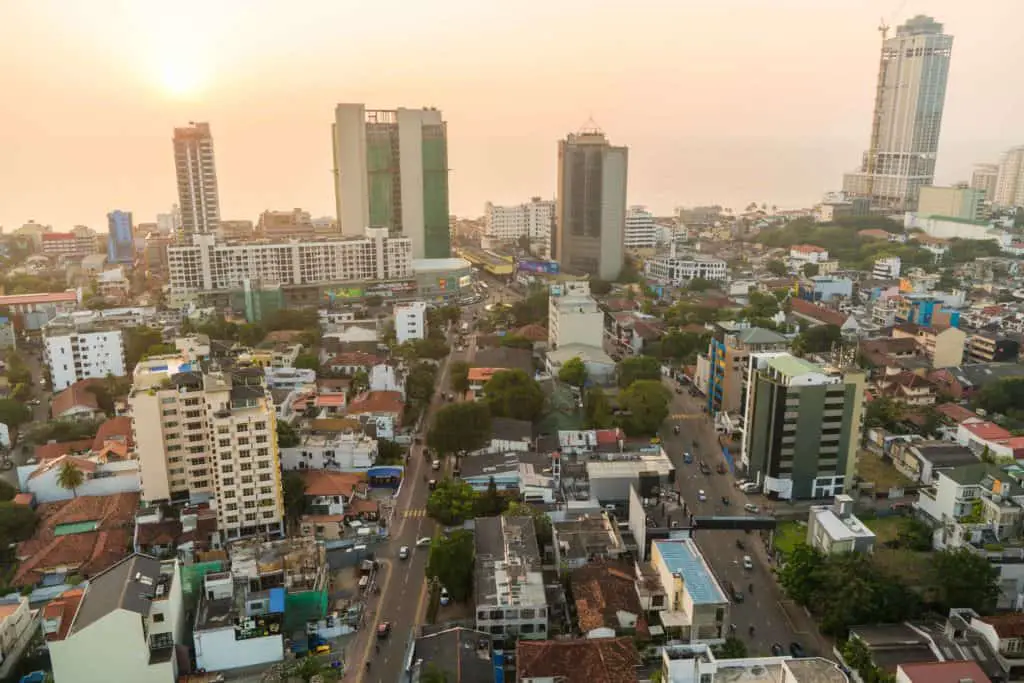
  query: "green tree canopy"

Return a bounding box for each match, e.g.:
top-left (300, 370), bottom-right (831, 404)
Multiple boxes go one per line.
top-left (483, 369), bottom-right (545, 421)
top-left (449, 361), bottom-right (470, 394)
top-left (975, 378), bottom-right (1024, 421)
top-left (293, 353), bottom-right (320, 372)
top-left (124, 326), bottom-right (165, 370)
top-left (658, 331), bottom-right (710, 363)
top-left (766, 259), bottom-right (789, 277)
top-left (0, 502), bottom-right (38, 554)
top-left (277, 420), bottom-right (300, 448)
top-left (427, 402), bottom-right (492, 457)
top-left (557, 357), bottom-right (588, 387)
top-left (617, 355), bottom-right (662, 388)
top-left (510, 289), bottom-right (550, 327)
top-left (406, 362), bottom-right (439, 404)
top-left (500, 335), bottom-right (534, 350)
top-left (589, 279), bottom-right (613, 296)
top-left (376, 439), bottom-right (405, 465)
top-left (281, 471), bottom-right (308, 526)
top-left (584, 386), bottom-right (614, 429)
top-left (0, 399), bottom-right (31, 429)
top-left (617, 380), bottom-right (671, 436)
top-left (56, 461), bottom-right (85, 497)
top-left (928, 547), bottom-right (1000, 614)
top-left (426, 480), bottom-right (478, 526)
top-left (427, 529), bottom-right (475, 602)
top-left (714, 637), bottom-right (747, 659)
top-left (802, 262), bottom-right (820, 277)
top-left (792, 324), bottom-right (842, 355)
top-left (865, 396), bottom-right (903, 432)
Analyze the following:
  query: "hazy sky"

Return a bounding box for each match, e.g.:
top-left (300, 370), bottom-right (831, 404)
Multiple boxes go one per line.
top-left (2, 0), bottom-right (1022, 231)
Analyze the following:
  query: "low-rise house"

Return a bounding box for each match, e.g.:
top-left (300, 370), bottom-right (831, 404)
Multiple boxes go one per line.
top-left (892, 323), bottom-right (967, 369)
top-left (896, 660), bottom-right (992, 683)
top-left (41, 588), bottom-right (84, 644)
top-left (661, 643), bottom-right (850, 683)
top-left (17, 453), bottom-right (140, 504)
top-left (0, 597), bottom-right (33, 669)
top-left (650, 539), bottom-right (729, 643)
top-left (915, 463), bottom-right (1024, 551)
top-left (475, 516), bottom-right (548, 644)
top-left (297, 470), bottom-right (377, 540)
top-left (516, 637), bottom-right (640, 683)
top-left (955, 610), bottom-right (1024, 681)
top-left (889, 440), bottom-right (979, 485)
top-left (323, 351), bottom-right (382, 376)
top-left (134, 504), bottom-right (219, 560)
top-left (48, 554), bottom-right (186, 683)
top-left (50, 380), bottom-right (105, 420)
top-left (263, 367), bottom-right (317, 391)
top-left (790, 298), bottom-right (860, 336)
top-left (279, 431), bottom-right (378, 472)
top-left (344, 390), bottom-right (404, 439)
top-left (473, 347), bottom-right (534, 376)
top-left (459, 451), bottom-right (556, 503)
top-left (807, 495), bottom-right (876, 554)
top-left (956, 419), bottom-right (1024, 460)
top-left (473, 418), bottom-right (534, 455)
top-left (193, 571), bottom-right (284, 673)
top-left (553, 514), bottom-right (627, 573)
top-left (570, 561), bottom-right (646, 638)
top-left (876, 370), bottom-right (937, 405)
top-left (545, 344), bottom-right (617, 386)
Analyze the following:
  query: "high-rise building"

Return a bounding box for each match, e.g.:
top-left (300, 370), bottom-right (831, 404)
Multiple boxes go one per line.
top-left (332, 104), bottom-right (451, 259)
top-left (173, 122), bottom-right (221, 237)
top-left (394, 301), bottom-right (427, 344)
top-left (156, 206), bottom-right (181, 235)
top-left (484, 198), bottom-right (556, 254)
top-left (703, 324), bottom-right (790, 417)
top-left (106, 210), bottom-right (134, 264)
top-left (130, 354), bottom-right (285, 538)
top-left (256, 209), bottom-right (315, 240)
top-left (842, 16), bottom-right (953, 211)
top-left (916, 186), bottom-right (985, 220)
top-left (623, 205), bottom-right (657, 250)
top-left (553, 127), bottom-right (628, 280)
top-left (970, 163), bottom-right (999, 201)
top-left (993, 146), bottom-right (1024, 208)
top-left (740, 353), bottom-right (865, 500)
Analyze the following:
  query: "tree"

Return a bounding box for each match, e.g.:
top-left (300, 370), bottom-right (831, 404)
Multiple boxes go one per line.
top-left (406, 362), bottom-right (439, 404)
top-left (282, 471), bottom-right (308, 526)
top-left (500, 335), bottom-right (534, 350)
top-left (426, 480), bottom-right (478, 526)
top-left (85, 375), bottom-right (130, 416)
top-left (376, 439), bottom-right (405, 465)
top-left (0, 399), bottom-right (31, 429)
top-left (510, 289), bottom-right (549, 327)
top-left (766, 259), bottom-right (789, 277)
top-left (25, 418), bottom-right (103, 445)
top-left (427, 530), bottom-right (475, 602)
top-left (802, 262), bottom-right (820, 278)
top-left (428, 402), bottom-right (491, 457)
top-left (475, 477), bottom-right (508, 516)
top-left (293, 353), bottom-right (320, 372)
top-left (349, 368), bottom-right (370, 398)
top-left (558, 357), bottom-right (588, 388)
top-left (896, 517), bottom-right (933, 552)
top-left (505, 501), bottom-right (553, 548)
top-left (617, 380), bottom-right (671, 436)
top-left (928, 547), bottom-right (1000, 614)
top-left (421, 663), bottom-right (451, 683)
top-left (659, 331), bottom-right (710, 363)
top-left (589, 279), bottom-right (612, 296)
top-left (0, 502), bottom-right (38, 551)
top-left (617, 355), bottom-right (662, 388)
top-left (792, 324), bottom-right (842, 356)
top-left (56, 460), bottom-right (84, 498)
top-left (584, 386), bottom-right (614, 429)
top-left (516, 234), bottom-right (532, 254)
top-left (124, 326), bottom-right (165, 370)
top-left (483, 369), bottom-right (545, 421)
top-left (865, 397), bottom-right (903, 432)
top-left (777, 543), bottom-right (827, 606)
top-left (277, 420), bottom-right (300, 448)
top-left (687, 277), bottom-right (715, 292)
top-left (714, 637), bottom-right (747, 659)
top-left (450, 361), bottom-right (470, 394)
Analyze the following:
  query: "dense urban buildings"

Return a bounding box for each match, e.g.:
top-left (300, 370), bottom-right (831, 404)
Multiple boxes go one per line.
top-left (993, 145), bottom-right (1024, 208)
top-left (40, 230), bottom-right (96, 260)
top-left (332, 104), bottom-right (451, 259)
top-left (842, 16), bottom-right (953, 210)
top-left (553, 127), bottom-right (628, 280)
top-left (623, 205), bottom-right (657, 250)
top-left (644, 254), bottom-right (728, 285)
top-left (172, 122), bottom-right (221, 237)
top-left (106, 210), bottom-right (134, 264)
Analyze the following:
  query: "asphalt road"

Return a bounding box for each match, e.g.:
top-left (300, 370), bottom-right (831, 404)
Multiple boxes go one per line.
top-left (658, 377), bottom-right (823, 657)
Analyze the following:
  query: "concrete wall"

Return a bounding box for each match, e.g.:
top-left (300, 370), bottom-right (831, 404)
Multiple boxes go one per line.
top-left (194, 628), bottom-right (283, 672)
top-left (20, 461), bottom-right (141, 504)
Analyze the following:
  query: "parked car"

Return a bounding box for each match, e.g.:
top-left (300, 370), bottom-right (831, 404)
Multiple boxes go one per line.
top-left (726, 581), bottom-right (744, 603)
top-left (431, 460), bottom-right (441, 471)
top-left (789, 642), bottom-right (806, 658)
top-left (697, 489), bottom-right (707, 502)
top-left (684, 452), bottom-right (693, 464)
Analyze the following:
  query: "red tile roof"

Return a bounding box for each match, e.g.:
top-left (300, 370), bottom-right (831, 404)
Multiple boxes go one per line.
top-left (41, 232), bottom-right (75, 241)
top-left (792, 244), bottom-right (827, 253)
top-left (961, 420), bottom-right (1013, 442)
top-left (92, 416), bottom-right (133, 452)
top-left (50, 380), bottom-right (101, 418)
top-left (596, 429), bottom-right (623, 445)
top-left (346, 391), bottom-right (404, 417)
top-left (0, 291), bottom-right (78, 306)
top-left (516, 638), bottom-right (639, 683)
top-left (935, 403), bottom-right (978, 424)
top-left (13, 493), bottom-right (33, 506)
top-left (327, 351), bottom-right (383, 367)
top-left (980, 613), bottom-right (1024, 638)
top-left (790, 298), bottom-right (848, 327)
top-left (300, 470), bottom-right (368, 498)
top-left (33, 440), bottom-right (94, 464)
top-left (515, 324), bottom-right (549, 342)
top-left (571, 561), bottom-right (647, 636)
top-left (897, 661), bottom-right (990, 683)
top-left (42, 588), bottom-right (85, 642)
top-left (27, 454), bottom-right (98, 481)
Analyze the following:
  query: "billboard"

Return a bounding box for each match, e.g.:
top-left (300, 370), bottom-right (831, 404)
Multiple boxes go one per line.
top-left (366, 281), bottom-right (416, 297)
top-left (458, 275), bottom-right (472, 288)
top-left (517, 260), bottom-right (559, 275)
top-left (323, 287), bottom-right (363, 302)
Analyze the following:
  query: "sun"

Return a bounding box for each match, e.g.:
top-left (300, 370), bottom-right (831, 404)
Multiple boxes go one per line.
top-left (159, 61), bottom-right (205, 98)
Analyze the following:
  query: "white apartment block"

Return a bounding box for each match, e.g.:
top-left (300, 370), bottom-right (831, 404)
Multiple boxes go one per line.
top-left (129, 356), bottom-right (285, 539)
top-left (43, 316), bottom-right (126, 391)
top-left (873, 256), bottom-right (902, 279)
top-left (971, 163), bottom-right (999, 201)
top-left (279, 432), bottom-right (379, 472)
top-left (624, 205), bottom-right (658, 250)
top-left (166, 227), bottom-right (412, 295)
top-left (474, 516), bottom-right (548, 642)
top-left (994, 146), bottom-right (1024, 208)
top-left (547, 281), bottom-right (604, 350)
top-left (394, 301), bottom-right (428, 344)
top-left (173, 122), bottom-right (220, 236)
top-left (484, 198), bottom-right (555, 246)
top-left (644, 255), bottom-right (727, 285)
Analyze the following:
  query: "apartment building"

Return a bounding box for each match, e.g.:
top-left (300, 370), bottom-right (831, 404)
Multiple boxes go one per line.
top-left (873, 256), bottom-right (902, 279)
top-left (704, 325), bottom-right (789, 416)
top-left (173, 122), bottom-right (220, 236)
top-left (256, 209), bottom-right (315, 241)
top-left (807, 495), bottom-right (876, 554)
top-left (967, 331), bottom-right (1021, 363)
top-left (644, 255), bottom-right (727, 285)
top-left (40, 232), bottom-right (97, 260)
top-left (217, 219), bottom-right (255, 241)
top-left (548, 281), bottom-right (603, 350)
top-left (650, 539), bottom-right (729, 643)
top-left (394, 300), bottom-right (427, 344)
top-left (43, 315), bottom-right (126, 391)
top-left (740, 354), bottom-right (866, 500)
top-left (484, 198), bottom-right (555, 248)
top-left (916, 463), bottom-right (1024, 550)
top-left (917, 186), bottom-right (985, 220)
top-left (475, 516), bottom-right (548, 645)
top-left (892, 323), bottom-right (966, 369)
top-left (624, 205), bottom-right (657, 250)
top-left (129, 356), bottom-right (285, 539)
top-left (48, 554), bottom-right (185, 683)
top-left (972, 163), bottom-right (999, 200)
top-left (166, 227), bottom-right (412, 295)
top-left (993, 146), bottom-right (1024, 208)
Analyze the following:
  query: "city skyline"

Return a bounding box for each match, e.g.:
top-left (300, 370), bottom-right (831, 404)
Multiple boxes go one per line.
top-left (1, 0), bottom-right (1022, 230)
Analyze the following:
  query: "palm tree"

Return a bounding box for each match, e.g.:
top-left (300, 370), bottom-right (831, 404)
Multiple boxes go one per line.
top-left (56, 460), bottom-right (85, 498)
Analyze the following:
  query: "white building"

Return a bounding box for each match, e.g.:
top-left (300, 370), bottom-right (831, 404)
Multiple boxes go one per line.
top-left (129, 356), bottom-right (285, 539)
top-left (873, 256), bottom-right (902, 279)
top-left (0, 597), bottom-right (33, 669)
top-left (49, 555), bottom-right (185, 683)
top-left (394, 301), bottom-right (427, 344)
top-left (971, 163), bottom-right (999, 201)
top-left (279, 432), bottom-right (378, 472)
top-left (789, 245), bottom-right (829, 265)
top-left (806, 495), bottom-right (876, 554)
top-left (484, 198), bottom-right (555, 254)
top-left (18, 455), bottom-right (140, 504)
top-left (264, 367), bottom-right (317, 391)
top-left (43, 316), bottom-right (127, 391)
top-left (994, 146), bottom-right (1024, 208)
top-left (547, 281), bottom-right (604, 350)
top-left (624, 205), bottom-right (657, 250)
top-left (474, 516), bottom-right (548, 640)
top-left (193, 572), bottom-right (284, 672)
top-left (644, 255), bottom-right (727, 284)
top-left (903, 213), bottom-right (1006, 243)
top-left (166, 227), bottom-right (413, 295)
top-left (173, 122), bottom-right (220, 236)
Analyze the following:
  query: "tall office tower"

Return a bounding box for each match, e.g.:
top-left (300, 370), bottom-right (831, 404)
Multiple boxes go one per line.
top-left (173, 122), bottom-right (221, 237)
top-left (971, 163), bottom-right (1000, 201)
top-left (332, 104), bottom-right (451, 259)
top-left (106, 210), bottom-right (134, 264)
top-left (130, 355), bottom-right (285, 539)
top-left (993, 146), bottom-right (1024, 208)
top-left (842, 16), bottom-right (953, 211)
top-left (553, 127), bottom-right (628, 280)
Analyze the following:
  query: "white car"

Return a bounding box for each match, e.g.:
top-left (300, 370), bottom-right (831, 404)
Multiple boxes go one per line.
top-left (744, 503), bottom-right (760, 514)
top-left (399, 546), bottom-right (410, 560)
top-left (439, 587), bottom-right (450, 606)
top-left (416, 536), bottom-right (432, 547)
top-left (697, 489), bottom-right (707, 502)
top-left (431, 460), bottom-right (441, 471)
top-left (743, 555), bottom-right (753, 570)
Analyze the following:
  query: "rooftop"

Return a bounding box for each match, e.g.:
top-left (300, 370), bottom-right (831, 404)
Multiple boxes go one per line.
top-left (459, 451), bottom-right (552, 480)
top-left (50, 380), bottom-right (101, 417)
top-left (299, 470), bottom-right (368, 497)
top-left (515, 637), bottom-right (639, 683)
top-left (42, 588), bottom-right (85, 642)
top-left (766, 354), bottom-right (826, 380)
top-left (474, 516), bottom-right (545, 608)
top-left (555, 516), bottom-right (625, 564)
top-left (735, 327), bottom-right (789, 346)
top-left (570, 561), bottom-right (645, 635)
top-left (653, 539), bottom-right (726, 605)
top-left (69, 553), bottom-right (169, 636)
top-left (413, 626), bottom-right (494, 683)
top-left (809, 506), bottom-right (876, 542)
top-left (897, 660), bottom-right (991, 683)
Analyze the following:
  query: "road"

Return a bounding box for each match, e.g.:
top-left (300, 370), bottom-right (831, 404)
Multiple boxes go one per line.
top-left (2, 347), bottom-right (50, 486)
top-left (658, 377), bottom-right (826, 657)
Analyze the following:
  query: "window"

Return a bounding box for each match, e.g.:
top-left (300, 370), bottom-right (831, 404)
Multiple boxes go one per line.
top-left (237, 424), bottom-right (249, 433)
top-left (152, 613), bottom-right (165, 623)
top-left (520, 623), bottom-right (535, 633)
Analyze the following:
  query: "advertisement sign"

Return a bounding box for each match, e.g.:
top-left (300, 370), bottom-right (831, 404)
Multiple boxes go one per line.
top-left (517, 260), bottom-right (560, 275)
top-left (458, 275), bottom-right (472, 288)
top-left (366, 281), bottom-right (416, 297)
top-left (323, 287), bottom-right (363, 302)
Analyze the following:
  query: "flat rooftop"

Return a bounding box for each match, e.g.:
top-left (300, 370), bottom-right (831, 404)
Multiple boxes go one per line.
top-left (653, 539), bottom-right (725, 605)
top-left (810, 507), bottom-right (875, 542)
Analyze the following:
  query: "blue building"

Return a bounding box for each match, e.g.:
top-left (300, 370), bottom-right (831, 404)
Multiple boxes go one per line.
top-left (798, 276), bottom-right (853, 303)
top-left (106, 210), bottom-right (134, 264)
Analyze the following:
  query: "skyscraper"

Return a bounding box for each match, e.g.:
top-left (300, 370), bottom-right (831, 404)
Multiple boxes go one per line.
top-left (332, 104), bottom-right (451, 259)
top-left (993, 146), bottom-right (1024, 208)
top-left (173, 122), bottom-right (221, 237)
top-left (842, 16), bottom-right (953, 211)
top-left (553, 127), bottom-right (628, 280)
top-left (106, 210), bottom-right (134, 264)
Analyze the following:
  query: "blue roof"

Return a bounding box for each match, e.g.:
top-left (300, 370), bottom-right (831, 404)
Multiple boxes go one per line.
top-left (654, 540), bottom-right (725, 605)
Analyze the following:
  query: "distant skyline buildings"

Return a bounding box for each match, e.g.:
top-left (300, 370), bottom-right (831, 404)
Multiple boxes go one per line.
top-left (842, 15), bottom-right (954, 211)
top-left (172, 122), bottom-right (220, 237)
top-left (992, 146), bottom-right (1024, 208)
top-left (106, 210), bottom-right (133, 264)
top-left (332, 104), bottom-right (451, 260)
top-left (970, 163), bottom-right (999, 201)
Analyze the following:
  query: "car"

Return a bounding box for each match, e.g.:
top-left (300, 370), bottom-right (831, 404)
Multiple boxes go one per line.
top-left (742, 555), bottom-right (753, 570)
top-left (398, 546), bottom-right (410, 560)
top-left (416, 537), bottom-right (432, 547)
top-left (428, 479), bottom-right (438, 491)
top-left (439, 587), bottom-right (450, 606)
top-left (431, 460), bottom-right (441, 471)
top-left (683, 452), bottom-right (693, 464)
top-left (377, 622), bottom-right (392, 639)
top-left (27, 399), bottom-right (41, 406)
top-left (697, 490), bottom-right (707, 502)
top-left (789, 642), bottom-right (806, 658)
top-left (771, 643), bottom-right (784, 656)
top-left (740, 482), bottom-right (760, 493)
top-left (735, 538), bottom-right (745, 550)
top-left (721, 496), bottom-right (730, 506)
top-left (744, 503), bottom-right (760, 514)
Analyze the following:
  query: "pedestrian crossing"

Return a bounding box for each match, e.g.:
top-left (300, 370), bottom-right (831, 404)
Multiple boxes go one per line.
top-left (402, 508), bottom-right (427, 519)
top-left (670, 413), bottom-right (703, 421)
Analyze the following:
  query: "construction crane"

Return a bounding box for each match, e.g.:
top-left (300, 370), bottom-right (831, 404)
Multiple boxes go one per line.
top-left (864, 19), bottom-right (890, 204)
